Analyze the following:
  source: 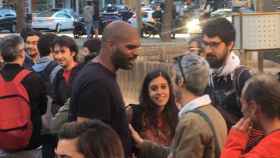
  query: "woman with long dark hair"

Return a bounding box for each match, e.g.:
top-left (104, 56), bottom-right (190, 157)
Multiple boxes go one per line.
top-left (127, 68), bottom-right (178, 147)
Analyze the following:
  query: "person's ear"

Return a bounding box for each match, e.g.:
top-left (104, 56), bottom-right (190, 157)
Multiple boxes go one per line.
top-left (247, 100), bottom-right (258, 117)
top-left (176, 77), bottom-right (184, 88)
top-left (227, 41), bottom-right (234, 50)
top-left (18, 50), bottom-right (25, 59)
top-left (71, 51), bottom-right (77, 58)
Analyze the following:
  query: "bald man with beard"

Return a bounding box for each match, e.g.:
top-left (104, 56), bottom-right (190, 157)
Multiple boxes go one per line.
top-left (70, 21), bottom-right (141, 158)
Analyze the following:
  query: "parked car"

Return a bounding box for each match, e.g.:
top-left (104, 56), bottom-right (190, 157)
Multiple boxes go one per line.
top-left (32, 10), bottom-right (75, 32)
top-left (51, 8), bottom-right (79, 20)
top-left (102, 4), bottom-right (133, 21)
top-left (0, 8), bottom-right (16, 33)
top-left (128, 10), bottom-right (155, 28)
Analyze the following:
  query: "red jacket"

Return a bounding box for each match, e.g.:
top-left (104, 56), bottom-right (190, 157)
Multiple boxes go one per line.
top-left (221, 128), bottom-right (280, 158)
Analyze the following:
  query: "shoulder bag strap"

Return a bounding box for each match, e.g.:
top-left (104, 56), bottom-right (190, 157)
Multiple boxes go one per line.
top-left (190, 109), bottom-right (220, 158)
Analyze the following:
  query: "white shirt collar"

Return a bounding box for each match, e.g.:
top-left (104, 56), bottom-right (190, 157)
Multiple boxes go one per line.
top-left (178, 95), bottom-right (211, 118)
top-left (212, 52), bottom-right (240, 77)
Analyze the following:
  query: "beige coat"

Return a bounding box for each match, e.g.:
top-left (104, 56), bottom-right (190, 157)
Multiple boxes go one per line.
top-left (138, 104), bottom-right (227, 158)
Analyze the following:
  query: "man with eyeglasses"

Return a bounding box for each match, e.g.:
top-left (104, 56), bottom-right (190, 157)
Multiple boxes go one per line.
top-left (202, 17), bottom-right (252, 130)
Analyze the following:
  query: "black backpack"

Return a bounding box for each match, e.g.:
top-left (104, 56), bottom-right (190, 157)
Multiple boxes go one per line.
top-left (207, 66), bottom-right (251, 128)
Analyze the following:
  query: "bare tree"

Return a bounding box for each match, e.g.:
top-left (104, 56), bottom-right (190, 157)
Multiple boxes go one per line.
top-left (135, 0), bottom-right (142, 36)
top-left (161, 0), bottom-right (174, 42)
top-left (16, 0), bottom-right (26, 32)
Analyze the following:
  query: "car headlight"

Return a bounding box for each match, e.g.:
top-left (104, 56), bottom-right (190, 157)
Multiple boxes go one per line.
top-left (186, 19), bottom-right (202, 34)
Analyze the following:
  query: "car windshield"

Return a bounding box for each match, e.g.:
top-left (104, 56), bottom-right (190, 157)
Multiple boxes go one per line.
top-left (0, 9), bottom-right (15, 16)
top-left (36, 11), bottom-right (55, 17)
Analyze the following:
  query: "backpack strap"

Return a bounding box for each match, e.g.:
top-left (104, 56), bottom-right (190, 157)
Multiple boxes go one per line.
top-left (0, 73), bottom-right (5, 83)
top-left (50, 64), bottom-right (62, 85)
top-left (12, 69), bottom-right (31, 102)
top-left (12, 69), bottom-right (31, 84)
top-left (189, 109), bottom-right (221, 158)
top-left (232, 65), bottom-right (249, 96)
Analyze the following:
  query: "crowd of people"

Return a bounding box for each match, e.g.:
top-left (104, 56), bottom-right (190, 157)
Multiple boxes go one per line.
top-left (0, 17), bottom-right (279, 158)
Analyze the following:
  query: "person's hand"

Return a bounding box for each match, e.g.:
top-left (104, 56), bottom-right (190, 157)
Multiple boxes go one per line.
top-left (129, 124), bottom-right (144, 147)
top-left (233, 117), bottom-right (252, 133)
top-left (167, 153), bottom-right (173, 158)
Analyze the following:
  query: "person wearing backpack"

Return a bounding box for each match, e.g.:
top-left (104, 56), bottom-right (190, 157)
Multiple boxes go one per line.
top-left (0, 35), bottom-right (47, 158)
top-left (202, 18), bottom-right (252, 128)
top-left (32, 33), bottom-right (62, 158)
top-left (202, 18), bottom-right (265, 152)
top-left (51, 36), bottom-right (83, 110)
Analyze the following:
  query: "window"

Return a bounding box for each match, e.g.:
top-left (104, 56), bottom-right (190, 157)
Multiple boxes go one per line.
top-left (4, 13), bottom-right (15, 17)
top-left (55, 13), bottom-right (65, 18)
top-left (64, 14), bottom-right (71, 19)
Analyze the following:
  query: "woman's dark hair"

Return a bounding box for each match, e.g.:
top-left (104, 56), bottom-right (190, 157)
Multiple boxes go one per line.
top-left (139, 68), bottom-right (178, 137)
top-left (58, 120), bottom-right (124, 158)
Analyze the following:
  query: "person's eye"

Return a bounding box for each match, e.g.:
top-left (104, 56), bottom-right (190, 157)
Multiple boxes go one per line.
top-left (161, 84), bottom-right (168, 89)
top-left (150, 85), bottom-right (158, 91)
top-left (126, 45), bottom-right (138, 49)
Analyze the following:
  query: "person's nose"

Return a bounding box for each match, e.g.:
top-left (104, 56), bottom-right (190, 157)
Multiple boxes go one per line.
top-left (204, 46), bottom-right (213, 56)
top-left (132, 50), bottom-right (139, 59)
top-left (157, 88), bottom-right (166, 96)
top-left (55, 53), bottom-right (63, 60)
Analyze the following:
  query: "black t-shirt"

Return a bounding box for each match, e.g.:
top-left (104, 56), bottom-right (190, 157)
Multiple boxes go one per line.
top-left (70, 62), bottom-right (131, 157)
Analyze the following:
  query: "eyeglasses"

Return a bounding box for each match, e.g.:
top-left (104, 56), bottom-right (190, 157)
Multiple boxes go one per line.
top-left (173, 55), bottom-right (187, 85)
top-left (202, 41), bottom-right (223, 49)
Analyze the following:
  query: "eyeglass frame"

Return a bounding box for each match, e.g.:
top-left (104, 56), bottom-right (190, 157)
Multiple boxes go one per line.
top-left (201, 41), bottom-right (224, 49)
top-left (173, 55), bottom-right (187, 85)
